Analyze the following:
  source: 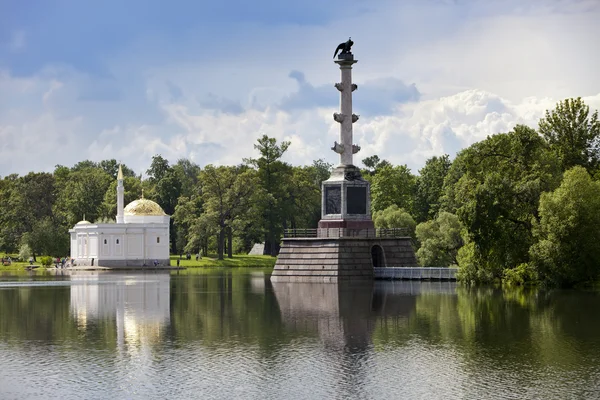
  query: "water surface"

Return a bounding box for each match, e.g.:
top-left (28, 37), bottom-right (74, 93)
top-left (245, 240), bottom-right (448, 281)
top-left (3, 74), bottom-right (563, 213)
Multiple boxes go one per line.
top-left (1, 270), bottom-right (599, 399)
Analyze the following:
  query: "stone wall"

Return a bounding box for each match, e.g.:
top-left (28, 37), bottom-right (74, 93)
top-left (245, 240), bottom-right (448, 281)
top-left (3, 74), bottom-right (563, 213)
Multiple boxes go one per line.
top-left (271, 237), bottom-right (417, 283)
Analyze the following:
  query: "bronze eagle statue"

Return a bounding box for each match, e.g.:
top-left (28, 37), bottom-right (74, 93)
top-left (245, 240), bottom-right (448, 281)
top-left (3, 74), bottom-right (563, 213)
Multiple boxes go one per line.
top-left (333, 37), bottom-right (354, 58)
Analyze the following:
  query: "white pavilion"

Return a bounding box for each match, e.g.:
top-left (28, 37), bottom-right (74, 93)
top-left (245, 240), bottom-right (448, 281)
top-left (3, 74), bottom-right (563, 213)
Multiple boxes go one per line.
top-left (69, 165), bottom-right (170, 267)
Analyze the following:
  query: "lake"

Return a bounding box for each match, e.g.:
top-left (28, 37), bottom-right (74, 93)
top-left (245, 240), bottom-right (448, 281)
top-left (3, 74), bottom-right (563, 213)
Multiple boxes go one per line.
top-left (1, 269), bottom-right (599, 399)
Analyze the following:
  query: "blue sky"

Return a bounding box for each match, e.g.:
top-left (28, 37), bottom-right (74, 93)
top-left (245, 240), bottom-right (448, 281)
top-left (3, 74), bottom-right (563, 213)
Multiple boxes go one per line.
top-left (1, 0), bottom-right (599, 175)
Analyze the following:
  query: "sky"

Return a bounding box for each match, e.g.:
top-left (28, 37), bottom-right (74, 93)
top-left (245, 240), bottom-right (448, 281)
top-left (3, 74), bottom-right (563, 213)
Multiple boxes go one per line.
top-left (1, 0), bottom-right (599, 176)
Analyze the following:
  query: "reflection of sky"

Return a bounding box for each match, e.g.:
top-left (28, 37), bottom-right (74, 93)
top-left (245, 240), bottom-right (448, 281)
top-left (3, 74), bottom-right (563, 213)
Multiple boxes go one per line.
top-left (69, 272), bottom-right (171, 348)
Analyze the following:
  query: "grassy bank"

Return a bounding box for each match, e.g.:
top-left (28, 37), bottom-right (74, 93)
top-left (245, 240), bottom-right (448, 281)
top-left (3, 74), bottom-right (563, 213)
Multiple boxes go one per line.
top-left (170, 254), bottom-right (276, 268)
top-left (0, 254), bottom-right (277, 270)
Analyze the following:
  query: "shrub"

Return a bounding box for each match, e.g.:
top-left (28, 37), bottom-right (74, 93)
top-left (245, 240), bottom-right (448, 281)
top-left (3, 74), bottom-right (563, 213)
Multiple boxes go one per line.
top-left (39, 256), bottom-right (53, 267)
top-left (18, 244), bottom-right (32, 262)
top-left (503, 263), bottom-right (538, 286)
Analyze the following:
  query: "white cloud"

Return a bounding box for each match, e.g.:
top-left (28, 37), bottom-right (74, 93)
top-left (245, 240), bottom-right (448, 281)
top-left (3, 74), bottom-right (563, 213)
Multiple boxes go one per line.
top-left (402, 5), bottom-right (600, 101)
top-left (358, 90), bottom-right (600, 172)
top-left (2, 0), bottom-right (600, 177)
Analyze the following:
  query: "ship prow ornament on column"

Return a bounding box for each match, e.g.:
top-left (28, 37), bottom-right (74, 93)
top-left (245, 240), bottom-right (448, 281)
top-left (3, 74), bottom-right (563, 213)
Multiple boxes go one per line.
top-left (319, 37), bottom-right (375, 234)
top-left (271, 39), bottom-right (418, 283)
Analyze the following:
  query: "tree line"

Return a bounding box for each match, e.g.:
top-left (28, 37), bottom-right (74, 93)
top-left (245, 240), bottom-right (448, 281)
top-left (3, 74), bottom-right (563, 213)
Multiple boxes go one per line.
top-left (0, 97), bottom-right (598, 287)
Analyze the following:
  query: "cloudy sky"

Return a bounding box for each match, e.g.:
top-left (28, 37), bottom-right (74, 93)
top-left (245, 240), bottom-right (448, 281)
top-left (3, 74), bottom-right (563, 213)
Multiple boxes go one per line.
top-left (1, 0), bottom-right (599, 176)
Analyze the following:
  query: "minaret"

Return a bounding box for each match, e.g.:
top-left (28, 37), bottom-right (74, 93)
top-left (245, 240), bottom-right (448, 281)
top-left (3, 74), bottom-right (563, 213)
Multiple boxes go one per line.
top-left (318, 38), bottom-right (374, 232)
top-left (116, 164), bottom-right (124, 224)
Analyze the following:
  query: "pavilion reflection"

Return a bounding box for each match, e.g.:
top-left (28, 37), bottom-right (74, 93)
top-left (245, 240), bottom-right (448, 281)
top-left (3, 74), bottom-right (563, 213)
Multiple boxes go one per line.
top-left (69, 271), bottom-right (171, 348)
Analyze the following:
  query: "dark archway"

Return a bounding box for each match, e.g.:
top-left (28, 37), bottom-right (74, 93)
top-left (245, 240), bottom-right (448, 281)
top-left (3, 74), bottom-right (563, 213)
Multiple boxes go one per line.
top-left (371, 245), bottom-right (385, 268)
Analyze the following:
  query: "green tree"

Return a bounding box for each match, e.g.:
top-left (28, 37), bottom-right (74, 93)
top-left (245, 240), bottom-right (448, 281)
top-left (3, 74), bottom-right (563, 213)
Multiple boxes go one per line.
top-left (443, 125), bottom-right (561, 283)
top-left (414, 155), bottom-right (451, 222)
top-left (0, 174), bottom-right (22, 252)
top-left (373, 205), bottom-right (416, 238)
top-left (0, 173), bottom-right (56, 253)
top-left (25, 217), bottom-right (70, 258)
top-left (415, 211), bottom-right (463, 267)
top-left (71, 160), bottom-right (98, 171)
top-left (244, 135), bottom-right (292, 256)
top-left (98, 159), bottom-right (136, 179)
top-left (145, 155), bottom-right (184, 253)
top-left (530, 166), bottom-right (600, 286)
top-left (54, 168), bottom-right (112, 226)
top-left (310, 159), bottom-right (333, 185)
top-left (539, 97), bottom-right (600, 173)
top-left (370, 164), bottom-right (417, 214)
top-left (173, 194), bottom-right (204, 255)
top-left (286, 166), bottom-right (322, 230)
top-left (185, 213), bottom-right (217, 257)
top-left (100, 176), bottom-right (143, 219)
top-left (146, 154), bottom-right (171, 183)
top-left (361, 155), bottom-right (391, 176)
top-left (200, 165), bottom-right (259, 260)
top-left (173, 159), bottom-right (201, 198)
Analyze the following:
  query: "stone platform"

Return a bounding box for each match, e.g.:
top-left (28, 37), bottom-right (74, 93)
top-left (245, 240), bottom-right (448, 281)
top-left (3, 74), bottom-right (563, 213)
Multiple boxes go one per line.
top-left (271, 230), bottom-right (418, 283)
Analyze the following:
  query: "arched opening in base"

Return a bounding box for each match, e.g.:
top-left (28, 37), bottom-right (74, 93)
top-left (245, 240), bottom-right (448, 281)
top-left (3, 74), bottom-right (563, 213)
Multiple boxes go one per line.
top-left (371, 245), bottom-right (385, 268)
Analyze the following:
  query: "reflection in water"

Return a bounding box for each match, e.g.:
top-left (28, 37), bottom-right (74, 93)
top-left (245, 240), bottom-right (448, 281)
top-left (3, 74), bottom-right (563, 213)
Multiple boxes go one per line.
top-left (272, 280), bottom-right (376, 349)
top-left (1, 271), bottom-right (600, 399)
top-left (69, 272), bottom-right (170, 350)
top-left (272, 280), bottom-right (458, 348)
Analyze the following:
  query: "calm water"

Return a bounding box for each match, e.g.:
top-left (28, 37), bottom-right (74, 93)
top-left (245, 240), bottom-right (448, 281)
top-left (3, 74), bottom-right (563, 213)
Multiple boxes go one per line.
top-left (1, 270), bottom-right (600, 400)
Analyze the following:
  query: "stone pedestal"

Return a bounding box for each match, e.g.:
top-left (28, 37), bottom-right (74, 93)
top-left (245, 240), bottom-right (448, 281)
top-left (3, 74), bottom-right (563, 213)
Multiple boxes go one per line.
top-left (318, 165), bottom-right (374, 234)
top-left (271, 237), bottom-right (418, 283)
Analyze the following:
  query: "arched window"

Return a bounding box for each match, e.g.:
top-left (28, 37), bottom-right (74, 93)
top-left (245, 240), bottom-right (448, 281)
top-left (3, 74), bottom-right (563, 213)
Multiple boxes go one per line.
top-left (104, 239), bottom-right (107, 245)
top-left (116, 239), bottom-right (120, 245)
top-left (156, 237), bottom-right (160, 244)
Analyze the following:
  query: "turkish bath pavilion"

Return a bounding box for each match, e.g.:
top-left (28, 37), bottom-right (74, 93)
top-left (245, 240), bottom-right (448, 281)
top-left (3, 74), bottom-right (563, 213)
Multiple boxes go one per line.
top-left (69, 165), bottom-right (170, 267)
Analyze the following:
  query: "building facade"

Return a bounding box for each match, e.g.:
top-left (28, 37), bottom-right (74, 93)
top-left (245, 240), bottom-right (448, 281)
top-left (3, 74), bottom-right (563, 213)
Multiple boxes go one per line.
top-left (69, 166), bottom-right (170, 267)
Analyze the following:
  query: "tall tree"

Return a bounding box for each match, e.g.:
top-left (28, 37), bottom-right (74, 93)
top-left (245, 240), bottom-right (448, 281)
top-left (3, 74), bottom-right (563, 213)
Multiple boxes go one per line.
top-left (414, 155), bottom-right (451, 222)
top-left (173, 194), bottom-right (204, 255)
top-left (173, 159), bottom-right (201, 198)
top-left (310, 159), bottom-right (333, 185)
top-left (445, 125), bottom-right (561, 283)
top-left (24, 217), bottom-right (70, 258)
top-left (145, 155), bottom-right (184, 253)
top-left (98, 159), bottom-right (136, 179)
top-left (71, 160), bottom-right (98, 171)
top-left (54, 168), bottom-right (112, 226)
top-left (286, 166), bottom-right (322, 230)
top-left (199, 165), bottom-right (259, 260)
top-left (0, 173), bottom-right (56, 252)
top-left (370, 164), bottom-right (417, 214)
top-left (531, 166), bottom-right (600, 287)
top-left (0, 175), bottom-right (21, 252)
top-left (361, 155), bottom-right (391, 176)
top-left (539, 97), bottom-right (600, 173)
top-left (146, 155), bottom-right (171, 183)
top-left (244, 135), bottom-right (292, 256)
